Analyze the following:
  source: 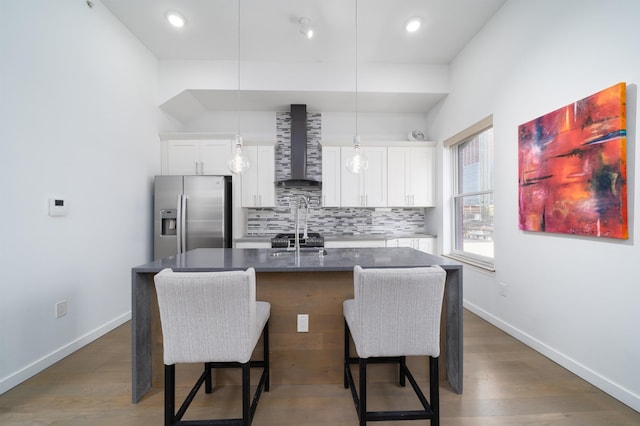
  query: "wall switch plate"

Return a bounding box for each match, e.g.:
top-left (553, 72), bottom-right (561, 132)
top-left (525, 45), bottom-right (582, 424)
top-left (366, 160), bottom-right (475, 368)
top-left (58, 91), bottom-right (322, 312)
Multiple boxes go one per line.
top-left (297, 314), bottom-right (309, 332)
top-left (499, 282), bottom-right (508, 297)
top-left (55, 300), bottom-right (67, 318)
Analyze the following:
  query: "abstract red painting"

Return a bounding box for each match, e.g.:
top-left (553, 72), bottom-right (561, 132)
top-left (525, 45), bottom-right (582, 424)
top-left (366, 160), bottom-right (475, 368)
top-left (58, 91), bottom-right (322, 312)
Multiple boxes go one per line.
top-left (518, 83), bottom-right (628, 239)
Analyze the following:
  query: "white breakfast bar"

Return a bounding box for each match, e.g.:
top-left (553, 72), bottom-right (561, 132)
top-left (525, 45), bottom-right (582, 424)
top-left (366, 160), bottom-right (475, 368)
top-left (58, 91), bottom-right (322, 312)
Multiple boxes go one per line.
top-left (130, 247), bottom-right (463, 403)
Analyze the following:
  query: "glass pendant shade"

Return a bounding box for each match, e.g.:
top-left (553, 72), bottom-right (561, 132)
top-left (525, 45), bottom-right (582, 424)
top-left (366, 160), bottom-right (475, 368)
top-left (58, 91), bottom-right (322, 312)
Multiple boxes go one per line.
top-left (345, 135), bottom-right (368, 174)
top-left (227, 135), bottom-right (250, 175)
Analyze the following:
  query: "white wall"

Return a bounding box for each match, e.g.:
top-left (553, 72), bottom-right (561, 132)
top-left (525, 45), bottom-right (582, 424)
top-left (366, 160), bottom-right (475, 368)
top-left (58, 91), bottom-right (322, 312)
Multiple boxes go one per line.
top-left (427, 0), bottom-right (640, 411)
top-left (0, 0), bottom-right (162, 393)
top-left (158, 59), bottom-right (449, 105)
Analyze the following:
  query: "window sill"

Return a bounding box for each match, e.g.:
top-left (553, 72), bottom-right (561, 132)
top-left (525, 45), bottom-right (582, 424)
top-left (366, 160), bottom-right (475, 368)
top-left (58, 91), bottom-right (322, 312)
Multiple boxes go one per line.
top-left (442, 253), bottom-right (495, 272)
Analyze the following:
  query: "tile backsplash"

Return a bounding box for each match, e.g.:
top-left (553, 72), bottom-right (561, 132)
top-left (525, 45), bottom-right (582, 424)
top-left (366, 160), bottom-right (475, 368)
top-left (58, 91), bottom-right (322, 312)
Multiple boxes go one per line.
top-left (245, 111), bottom-right (426, 236)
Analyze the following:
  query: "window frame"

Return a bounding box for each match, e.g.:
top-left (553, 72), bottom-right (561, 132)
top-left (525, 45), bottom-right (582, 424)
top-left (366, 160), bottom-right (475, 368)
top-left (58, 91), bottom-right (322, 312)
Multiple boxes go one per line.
top-left (444, 116), bottom-right (495, 271)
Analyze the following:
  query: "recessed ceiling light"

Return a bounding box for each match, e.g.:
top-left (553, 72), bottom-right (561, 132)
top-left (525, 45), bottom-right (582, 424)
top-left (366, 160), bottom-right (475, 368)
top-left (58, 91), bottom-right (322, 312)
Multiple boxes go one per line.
top-left (405, 17), bottom-right (422, 33)
top-left (166, 11), bottom-right (186, 28)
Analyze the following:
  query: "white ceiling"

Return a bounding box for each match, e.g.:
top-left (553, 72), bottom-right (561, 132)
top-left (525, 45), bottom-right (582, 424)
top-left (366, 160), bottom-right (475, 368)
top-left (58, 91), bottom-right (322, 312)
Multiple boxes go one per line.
top-left (101, 0), bottom-right (506, 114)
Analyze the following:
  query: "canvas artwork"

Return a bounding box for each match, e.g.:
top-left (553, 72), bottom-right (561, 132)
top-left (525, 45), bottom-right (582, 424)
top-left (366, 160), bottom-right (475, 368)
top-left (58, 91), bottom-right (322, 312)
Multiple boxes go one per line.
top-left (518, 82), bottom-right (628, 239)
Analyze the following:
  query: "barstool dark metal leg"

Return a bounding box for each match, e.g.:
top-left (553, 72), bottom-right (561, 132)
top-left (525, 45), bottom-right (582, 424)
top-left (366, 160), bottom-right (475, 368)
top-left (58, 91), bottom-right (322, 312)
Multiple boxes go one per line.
top-left (344, 321), bottom-right (350, 389)
top-left (430, 356), bottom-right (440, 426)
top-left (164, 364), bottom-right (175, 426)
top-left (263, 322), bottom-right (270, 392)
top-left (242, 363), bottom-right (250, 426)
top-left (359, 358), bottom-right (367, 426)
top-left (205, 362), bottom-right (213, 394)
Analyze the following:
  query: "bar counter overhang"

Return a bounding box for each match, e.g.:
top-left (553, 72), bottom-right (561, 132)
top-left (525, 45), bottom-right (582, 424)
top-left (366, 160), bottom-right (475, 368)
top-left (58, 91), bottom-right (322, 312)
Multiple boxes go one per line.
top-left (131, 247), bottom-right (463, 403)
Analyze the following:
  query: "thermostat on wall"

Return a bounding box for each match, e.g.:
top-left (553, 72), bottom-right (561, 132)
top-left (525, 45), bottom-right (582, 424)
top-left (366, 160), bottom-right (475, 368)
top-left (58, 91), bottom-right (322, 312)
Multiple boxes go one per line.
top-left (48, 198), bottom-right (68, 217)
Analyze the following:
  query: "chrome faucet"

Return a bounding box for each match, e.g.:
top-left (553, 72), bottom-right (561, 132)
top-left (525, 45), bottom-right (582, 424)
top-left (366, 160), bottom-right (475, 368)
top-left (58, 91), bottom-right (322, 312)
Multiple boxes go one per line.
top-left (294, 195), bottom-right (310, 250)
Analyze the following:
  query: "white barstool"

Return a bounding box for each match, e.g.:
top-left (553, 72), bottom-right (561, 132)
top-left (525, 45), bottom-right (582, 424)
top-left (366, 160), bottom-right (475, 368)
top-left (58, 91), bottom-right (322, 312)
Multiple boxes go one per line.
top-left (154, 267), bottom-right (270, 426)
top-left (343, 265), bottom-right (446, 425)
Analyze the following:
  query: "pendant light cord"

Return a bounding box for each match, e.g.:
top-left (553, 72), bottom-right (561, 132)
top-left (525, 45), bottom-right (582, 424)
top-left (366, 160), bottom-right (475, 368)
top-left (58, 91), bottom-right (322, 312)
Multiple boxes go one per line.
top-left (355, 0), bottom-right (358, 138)
top-left (237, 0), bottom-right (241, 138)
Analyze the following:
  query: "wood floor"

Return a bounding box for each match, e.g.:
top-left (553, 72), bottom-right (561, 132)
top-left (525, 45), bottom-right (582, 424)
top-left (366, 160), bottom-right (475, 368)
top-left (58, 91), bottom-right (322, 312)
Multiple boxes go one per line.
top-left (1, 309), bottom-right (638, 425)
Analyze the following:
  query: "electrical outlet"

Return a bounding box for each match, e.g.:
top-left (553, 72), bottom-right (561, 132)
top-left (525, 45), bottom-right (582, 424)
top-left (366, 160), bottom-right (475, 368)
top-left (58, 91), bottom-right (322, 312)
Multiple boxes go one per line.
top-left (297, 314), bottom-right (309, 332)
top-left (56, 300), bottom-right (67, 319)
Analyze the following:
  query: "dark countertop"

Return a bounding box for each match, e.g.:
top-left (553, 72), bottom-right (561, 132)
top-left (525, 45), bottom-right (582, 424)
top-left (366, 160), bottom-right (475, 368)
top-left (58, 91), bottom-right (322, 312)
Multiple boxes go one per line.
top-left (132, 247), bottom-right (459, 273)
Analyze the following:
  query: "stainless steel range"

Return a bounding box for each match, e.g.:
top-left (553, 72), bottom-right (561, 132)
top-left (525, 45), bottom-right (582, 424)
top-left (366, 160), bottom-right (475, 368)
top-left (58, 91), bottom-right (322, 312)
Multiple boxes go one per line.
top-left (271, 233), bottom-right (324, 248)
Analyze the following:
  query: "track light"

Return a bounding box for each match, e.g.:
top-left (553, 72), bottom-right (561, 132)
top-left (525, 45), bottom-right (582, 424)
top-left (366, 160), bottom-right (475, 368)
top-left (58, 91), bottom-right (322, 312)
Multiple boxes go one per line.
top-left (299, 17), bottom-right (314, 39)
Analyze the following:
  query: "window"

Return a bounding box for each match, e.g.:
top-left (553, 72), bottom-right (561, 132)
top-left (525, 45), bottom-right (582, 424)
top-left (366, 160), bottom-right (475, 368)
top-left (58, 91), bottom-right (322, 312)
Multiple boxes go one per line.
top-left (447, 117), bottom-right (494, 269)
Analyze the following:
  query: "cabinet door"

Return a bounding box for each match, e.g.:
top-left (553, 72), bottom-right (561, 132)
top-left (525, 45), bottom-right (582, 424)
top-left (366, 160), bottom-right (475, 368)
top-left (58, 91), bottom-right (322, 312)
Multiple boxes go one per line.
top-left (200, 140), bottom-right (232, 175)
top-left (396, 238), bottom-right (415, 248)
top-left (408, 147), bottom-right (435, 207)
top-left (241, 146), bottom-right (259, 207)
top-left (362, 147), bottom-right (387, 207)
top-left (340, 147), bottom-right (362, 207)
top-left (416, 237), bottom-right (435, 254)
top-left (241, 146), bottom-right (275, 207)
top-left (387, 148), bottom-right (409, 207)
top-left (340, 146), bottom-right (387, 207)
top-left (322, 146), bottom-right (341, 207)
top-left (256, 146), bottom-right (275, 207)
top-left (167, 140), bottom-right (199, 175)
top-left (387, 147), bottom-right (435, 207)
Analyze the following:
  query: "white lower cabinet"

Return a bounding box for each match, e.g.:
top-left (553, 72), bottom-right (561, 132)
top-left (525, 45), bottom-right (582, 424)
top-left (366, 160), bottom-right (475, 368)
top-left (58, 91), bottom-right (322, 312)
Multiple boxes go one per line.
top-left (386, 237), bottom-right (436, 255)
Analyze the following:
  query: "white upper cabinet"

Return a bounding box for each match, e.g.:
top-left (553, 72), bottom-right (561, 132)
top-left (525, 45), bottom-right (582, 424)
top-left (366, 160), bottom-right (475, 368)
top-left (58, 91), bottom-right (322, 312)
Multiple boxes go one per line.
top-left (165, 139), bottom-right (232, 175)
top-left (241, 145), bottom-right (275, 207)
top-left (340, 146), bottom-right (387, 207)
top-left (199, 141), bottom-right (233, 175)
top-left (321, 146), bottom-right (341, 207)
top-left (387, 146), bottom-right (435, 207)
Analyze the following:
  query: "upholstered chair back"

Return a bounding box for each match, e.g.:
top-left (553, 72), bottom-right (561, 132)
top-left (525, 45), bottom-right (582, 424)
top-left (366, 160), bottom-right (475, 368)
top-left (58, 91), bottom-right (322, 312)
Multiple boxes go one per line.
top-left (154, 267), bottom-right (267, 365)
top-left (346, 265), bottom-right (446, 359)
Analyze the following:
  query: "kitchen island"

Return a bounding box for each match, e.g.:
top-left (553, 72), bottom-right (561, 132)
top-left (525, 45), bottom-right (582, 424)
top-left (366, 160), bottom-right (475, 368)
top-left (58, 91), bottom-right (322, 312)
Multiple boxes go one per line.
top-left (131, 247), bottom-right (463, 403)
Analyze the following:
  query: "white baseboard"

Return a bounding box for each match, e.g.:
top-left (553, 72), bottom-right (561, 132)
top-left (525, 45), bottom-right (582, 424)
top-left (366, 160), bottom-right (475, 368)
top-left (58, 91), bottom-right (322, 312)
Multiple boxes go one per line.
top-left (0, 312), bottom-right (131, 395)
top-left (463, 301), bottom-right (640, 413)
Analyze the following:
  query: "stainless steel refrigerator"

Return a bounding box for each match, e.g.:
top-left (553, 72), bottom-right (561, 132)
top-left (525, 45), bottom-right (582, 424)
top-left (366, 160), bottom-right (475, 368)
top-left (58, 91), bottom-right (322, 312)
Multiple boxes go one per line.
top-left (153, 175), bottom-right (232, 260)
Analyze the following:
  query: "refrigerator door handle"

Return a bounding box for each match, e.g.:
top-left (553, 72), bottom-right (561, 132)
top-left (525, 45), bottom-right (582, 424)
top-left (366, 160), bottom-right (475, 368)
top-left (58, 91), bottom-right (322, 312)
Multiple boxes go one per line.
top-left (180, 194), bottom-right (188, 253)
top-left (176, 195), bottom-right (183, 254)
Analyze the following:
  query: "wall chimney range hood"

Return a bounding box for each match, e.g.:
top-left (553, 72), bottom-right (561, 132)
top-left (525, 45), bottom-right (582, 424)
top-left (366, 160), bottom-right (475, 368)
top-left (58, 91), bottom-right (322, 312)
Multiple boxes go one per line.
top-left (277, 104), bottom-right (321, 187)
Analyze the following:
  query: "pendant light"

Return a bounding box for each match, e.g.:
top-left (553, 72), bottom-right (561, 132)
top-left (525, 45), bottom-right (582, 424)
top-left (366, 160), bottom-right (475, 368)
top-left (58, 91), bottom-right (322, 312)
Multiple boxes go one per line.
top-left (227, 0), bottom-right (250, 175)
top-left (345, 0), bottom-right (368, 175)
top-left (228, 135), bottom-right (250, 174)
